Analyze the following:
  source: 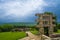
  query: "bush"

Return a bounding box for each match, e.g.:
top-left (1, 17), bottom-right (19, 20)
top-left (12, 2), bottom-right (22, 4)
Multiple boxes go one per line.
top-left (0, 24), bottom-right (14, 32)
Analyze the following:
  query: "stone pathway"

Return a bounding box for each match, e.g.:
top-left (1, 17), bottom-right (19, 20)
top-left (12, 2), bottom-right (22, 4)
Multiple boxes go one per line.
top-left (19, 31), bottom-right (51, 40)
top-left (19, 31), bottom-right (40, 40)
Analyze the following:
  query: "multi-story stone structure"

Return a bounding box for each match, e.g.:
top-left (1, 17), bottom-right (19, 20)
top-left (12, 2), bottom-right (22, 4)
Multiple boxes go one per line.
top-left (35, 13), bottom-right (56, 37)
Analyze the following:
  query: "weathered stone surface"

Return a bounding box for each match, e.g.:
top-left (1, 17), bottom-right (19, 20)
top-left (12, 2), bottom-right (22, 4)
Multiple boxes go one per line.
top-left (35, 13), bottom-right (56, 37)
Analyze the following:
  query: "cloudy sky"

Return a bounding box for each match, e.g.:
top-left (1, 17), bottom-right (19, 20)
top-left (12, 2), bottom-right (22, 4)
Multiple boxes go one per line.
top-left (0, 0), bottom-right (60, 23)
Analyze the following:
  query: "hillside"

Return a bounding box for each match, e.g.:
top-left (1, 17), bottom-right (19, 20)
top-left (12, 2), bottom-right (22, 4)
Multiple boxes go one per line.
top-left (0, 22), bottom-right (36, 26)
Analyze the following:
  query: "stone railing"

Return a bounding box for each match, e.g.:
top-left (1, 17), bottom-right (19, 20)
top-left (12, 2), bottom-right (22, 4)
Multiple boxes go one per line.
top-left (42, 35), bottom-right (51, 40)
top-left (42, 35), bottom-right (60, 40)
top-left (51, 33), bottom-right (60, 40)
top-left (51, 37), bottom-right (60, 40)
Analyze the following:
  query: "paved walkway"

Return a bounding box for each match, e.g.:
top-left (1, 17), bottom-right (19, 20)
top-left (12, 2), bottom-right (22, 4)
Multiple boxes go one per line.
top-left (19, 31), bottom-right (40, 40)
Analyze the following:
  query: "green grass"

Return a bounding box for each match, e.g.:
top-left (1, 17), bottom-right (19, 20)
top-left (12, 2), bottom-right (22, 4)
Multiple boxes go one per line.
top-left (55, 29), bottom-right (60, 34)
top-left (0, 32), bottom-right (26, 40)
top-left (30, 30), bottom-right (39, 35)
top-left (57, 29), bottom-right (60, 33)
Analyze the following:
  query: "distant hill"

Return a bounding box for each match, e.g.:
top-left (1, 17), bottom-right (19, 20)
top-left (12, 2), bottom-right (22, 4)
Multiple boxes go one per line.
top-left (0, 22), bottom-right (36, 26)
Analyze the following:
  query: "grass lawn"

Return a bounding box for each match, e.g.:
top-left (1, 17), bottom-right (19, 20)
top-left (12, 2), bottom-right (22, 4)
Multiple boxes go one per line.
top-left (57, 29), bottom-right (60, 33)
top-left (30, 30), bottom-right (39, 35)
top-left (0, 32), bottom-right (26, 40)
top-left (55, 29), bottom-right (60, 34)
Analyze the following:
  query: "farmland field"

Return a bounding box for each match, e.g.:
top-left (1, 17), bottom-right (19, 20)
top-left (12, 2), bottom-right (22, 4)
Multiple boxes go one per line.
top-left (0, 32), bottom-right (26, 40)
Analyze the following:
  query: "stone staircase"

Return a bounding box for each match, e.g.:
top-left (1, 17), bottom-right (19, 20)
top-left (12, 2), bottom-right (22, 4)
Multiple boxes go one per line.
top-left (42, 35), bottom-right (60, 40)
top-left (42, 35), bottom-right (51, 40)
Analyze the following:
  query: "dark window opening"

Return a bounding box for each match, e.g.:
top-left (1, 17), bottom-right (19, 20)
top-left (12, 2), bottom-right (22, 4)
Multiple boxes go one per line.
top-left (52, 17), bottom-right (56, 19)
top-left (37, 22), bottom-right (40, 25)
top-left (52, 22), bottom-right (56, 24)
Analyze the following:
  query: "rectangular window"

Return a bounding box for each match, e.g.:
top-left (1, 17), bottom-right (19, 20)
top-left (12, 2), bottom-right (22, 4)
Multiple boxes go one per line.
top-left (52, 22), bottom-right (56, 24)
top-left (43, 16), bottom-right (50, 20)
top-left (43, 21), bottom-right (48, 25)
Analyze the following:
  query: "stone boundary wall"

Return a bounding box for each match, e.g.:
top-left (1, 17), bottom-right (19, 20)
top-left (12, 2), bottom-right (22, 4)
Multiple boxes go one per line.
top-left (51, 37), bottom-right (60, 40)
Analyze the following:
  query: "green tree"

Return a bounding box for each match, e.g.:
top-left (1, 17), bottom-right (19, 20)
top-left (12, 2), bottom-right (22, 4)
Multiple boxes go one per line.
top-left (0, 24), bottom-right (14, 32)
top-left (44, 12), bottom-right (53, 15)
top-left (57, 23), bottom-right (60, 29)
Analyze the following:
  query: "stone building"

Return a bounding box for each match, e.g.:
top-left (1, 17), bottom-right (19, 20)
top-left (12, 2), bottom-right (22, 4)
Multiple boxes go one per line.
top-left (35, 13), bottom-right (56, 37)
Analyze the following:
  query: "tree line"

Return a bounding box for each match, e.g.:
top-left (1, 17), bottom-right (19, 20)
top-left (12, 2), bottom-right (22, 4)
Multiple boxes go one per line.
top-left (0, 24), bottom-right (36, 32)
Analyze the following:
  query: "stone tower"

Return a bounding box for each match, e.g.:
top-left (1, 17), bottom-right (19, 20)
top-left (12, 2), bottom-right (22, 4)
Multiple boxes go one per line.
top-left (35, 13), bottom-right (56, 37)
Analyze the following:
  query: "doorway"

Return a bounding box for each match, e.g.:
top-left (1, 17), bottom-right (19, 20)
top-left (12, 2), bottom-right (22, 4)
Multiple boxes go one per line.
top-left (44, 27), bottom-right (49, 36)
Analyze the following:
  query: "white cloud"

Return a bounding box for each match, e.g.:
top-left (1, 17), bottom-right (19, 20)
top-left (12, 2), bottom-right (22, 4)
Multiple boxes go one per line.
top-left (0, 0), bottom-right (47, 18)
